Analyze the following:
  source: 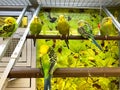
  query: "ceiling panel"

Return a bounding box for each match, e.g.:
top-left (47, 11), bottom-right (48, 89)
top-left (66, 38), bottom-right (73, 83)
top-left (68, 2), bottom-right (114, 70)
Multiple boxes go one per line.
top-left (0, 0), bottom-right (120, 7)
top-left (0, 0), bottom-right (31, 6)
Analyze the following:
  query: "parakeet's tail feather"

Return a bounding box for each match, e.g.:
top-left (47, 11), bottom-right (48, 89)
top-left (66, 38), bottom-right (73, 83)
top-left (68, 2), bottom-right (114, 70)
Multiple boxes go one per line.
top-left (65, 39), bottom-right (69, 49)
top-left (91, 37), bottom-right (103, 51)
top-left (64, 35), bottom-right (69, 49)
top-left (61, 35), bottom-right (69, 49)
top-left (33, 39), bottom-right (36, 46)
top-left (44, 75), bottom-right (51, 90)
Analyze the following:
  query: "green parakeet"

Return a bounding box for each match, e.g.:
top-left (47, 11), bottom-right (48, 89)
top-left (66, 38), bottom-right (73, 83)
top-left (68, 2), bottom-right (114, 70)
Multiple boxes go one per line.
top-left (30, 16), bottom-right (43, 46)
top-left (0, 17), bottom-right (17, 37)
top-left (56, 15), bottom-right (70, 49)
top-left (39, 44), bottom-right (57, 90)
top-left (100, 17), bottom-right (118, 36)
top-left (78, 20), bottom-right (102, 51)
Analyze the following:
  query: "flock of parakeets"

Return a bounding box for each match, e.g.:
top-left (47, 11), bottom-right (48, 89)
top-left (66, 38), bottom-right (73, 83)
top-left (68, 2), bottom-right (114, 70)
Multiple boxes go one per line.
top-left (0, 9), bottom-right (118, 90)
top-left (0, 15), bottom-right (117, 90)
top-left (0, 17), bottom-right (17, 37)
top-left (29, 12), bottom-right (119, 90)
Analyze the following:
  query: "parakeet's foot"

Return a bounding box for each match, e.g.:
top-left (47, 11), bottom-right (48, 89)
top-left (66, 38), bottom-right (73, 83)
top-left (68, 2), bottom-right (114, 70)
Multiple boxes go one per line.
top-left (104, 35), bottom-right (108, 39)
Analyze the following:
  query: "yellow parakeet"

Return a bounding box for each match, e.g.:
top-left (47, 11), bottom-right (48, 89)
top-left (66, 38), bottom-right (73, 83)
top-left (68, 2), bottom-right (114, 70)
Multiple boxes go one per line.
top-left (0, 17), bottom-right (17, 37)
top-left (56, 15), bottom-right (70, 49)
top-left (30, 16), bottom-right (43, 46)
top-left (100, 17), bottom-right (118, 36)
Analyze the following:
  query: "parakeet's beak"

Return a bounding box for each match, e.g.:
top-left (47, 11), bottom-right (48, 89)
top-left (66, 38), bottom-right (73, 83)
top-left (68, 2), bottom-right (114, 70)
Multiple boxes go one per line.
top-left (34, 16), bottom-right (38, 22)
top-left (104, 17), bottom-right (112, 25)
top-left (58, 15), bottom-right (65, 22)
top-left (78, 22), bottom-right (84, 27)
top-left (59, 15), bottom-right (64, 18)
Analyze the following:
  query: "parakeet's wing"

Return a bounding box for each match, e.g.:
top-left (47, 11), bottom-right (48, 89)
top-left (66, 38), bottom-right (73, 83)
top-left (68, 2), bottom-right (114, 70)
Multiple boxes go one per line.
top-left (77, 22), bottom-right (92, 38)
top-left (30, 22), bottom-right (37, 35)
top-left (48, 47), bottom-right (57, 74)
top-left (2, 23), bottom-right (18, 37)
top-left (56, 21), bottom-right (70, 35)
top-left (0, 26), bottom-right (5, 36)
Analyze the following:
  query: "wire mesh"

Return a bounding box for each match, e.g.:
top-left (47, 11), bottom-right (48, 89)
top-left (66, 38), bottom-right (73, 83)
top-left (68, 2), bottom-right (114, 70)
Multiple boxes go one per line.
top-left (0, 0), bottom-right (31, 6)
top-left (4, 38), bottom-right (20, 57)
top-left (38, 0), bottom-right (120, 7)
top-left (0, 0), bottom-right (119, 7)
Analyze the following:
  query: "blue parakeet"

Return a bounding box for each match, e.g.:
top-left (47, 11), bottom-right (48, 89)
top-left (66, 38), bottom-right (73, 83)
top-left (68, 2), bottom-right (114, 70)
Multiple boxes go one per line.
top-left (56, 15), bottom-right (70, 49)
top-left (0, 17), bottom-right (17, 37)
top-left (78, 20), bottom-right (102, 51)
top-left (39, 44), bottom-right (57, 90)
top-left (30, 16), bottom-right (43, 46)
top-left (100, 17), bottom-right (118, 36)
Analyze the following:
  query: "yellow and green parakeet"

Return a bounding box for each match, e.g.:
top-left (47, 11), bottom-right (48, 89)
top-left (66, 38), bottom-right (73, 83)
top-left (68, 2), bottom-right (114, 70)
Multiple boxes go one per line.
top-left (78, 20), bottom-right (102, 51)
top-left (56, 15), bottom-right (70, 49)
top-left (30, 16), bottom-right (43, 46)
top-left (39, 44), bottom-right (57, 90)
top-left (100, 17), bottom-right (118, 36)
top-left (0, 17), bottom-right (17, 37)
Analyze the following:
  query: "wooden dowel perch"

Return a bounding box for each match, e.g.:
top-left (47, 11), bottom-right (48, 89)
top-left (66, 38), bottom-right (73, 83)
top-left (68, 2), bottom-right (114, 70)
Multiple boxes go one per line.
top-left (8, 67), bottom-right (120, 78)
top-left (27, 35), bottom-right (120, 40)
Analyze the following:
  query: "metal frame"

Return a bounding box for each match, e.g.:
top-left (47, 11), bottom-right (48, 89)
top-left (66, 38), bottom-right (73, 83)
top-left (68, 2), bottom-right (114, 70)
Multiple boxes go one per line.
top-left (0, 6), bottom-right (28, 90)
top-left (0, 6), bottom-right (28, 61)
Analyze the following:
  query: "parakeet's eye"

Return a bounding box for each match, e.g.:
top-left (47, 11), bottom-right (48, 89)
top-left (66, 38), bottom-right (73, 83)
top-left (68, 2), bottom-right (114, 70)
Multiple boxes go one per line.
top-left (8, 20), bottom-right (12, 24)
